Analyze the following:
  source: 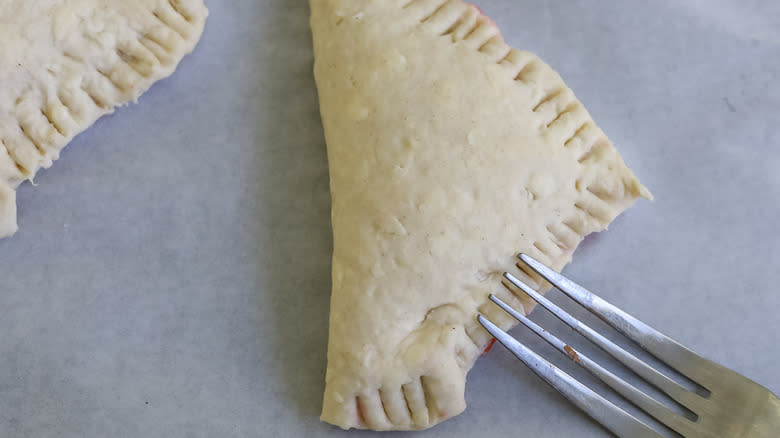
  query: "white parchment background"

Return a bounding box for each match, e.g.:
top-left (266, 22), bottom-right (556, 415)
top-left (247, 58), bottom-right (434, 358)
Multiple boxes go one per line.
top-left (0, 1), bottom-right (778, 436)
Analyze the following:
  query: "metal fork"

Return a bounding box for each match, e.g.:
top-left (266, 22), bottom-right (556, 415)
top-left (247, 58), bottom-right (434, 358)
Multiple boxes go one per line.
top-left (477, 253), bottom-right (780, 437)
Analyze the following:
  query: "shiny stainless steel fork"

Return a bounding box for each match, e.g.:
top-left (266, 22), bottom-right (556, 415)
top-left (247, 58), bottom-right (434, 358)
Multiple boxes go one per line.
top-left (478, 253), bottom-right (780, 438)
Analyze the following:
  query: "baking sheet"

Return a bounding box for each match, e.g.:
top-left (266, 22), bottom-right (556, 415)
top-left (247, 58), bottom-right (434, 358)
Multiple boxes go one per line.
top-left (1, 1), bottom-right (778, 436)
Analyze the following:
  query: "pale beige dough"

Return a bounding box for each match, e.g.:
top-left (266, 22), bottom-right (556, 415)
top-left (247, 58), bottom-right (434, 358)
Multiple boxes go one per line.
top-left (0, 0), bottom-right (208, 238)
top-left (311, 0), bottom-right (652, 431)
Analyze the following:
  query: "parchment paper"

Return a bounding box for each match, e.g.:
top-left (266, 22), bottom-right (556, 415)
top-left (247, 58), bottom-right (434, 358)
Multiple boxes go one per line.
top-left (1, 1), bottom-right (778, 436)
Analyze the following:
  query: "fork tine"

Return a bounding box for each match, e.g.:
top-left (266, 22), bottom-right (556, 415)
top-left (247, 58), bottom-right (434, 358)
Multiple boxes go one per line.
top-left (477, 315), bottom-right (663, 438)
top-left (504, 271), bottom-right (704, 411)
top-left (517, 253), bottom-right (714, 387)
top-left (489, 295), bottom-right (695, 435)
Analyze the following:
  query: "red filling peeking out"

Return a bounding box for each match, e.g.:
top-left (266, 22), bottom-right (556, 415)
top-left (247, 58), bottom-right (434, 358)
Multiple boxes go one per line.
top-left (481, 338), bottom-right (497, 356)
top-left (469, 3), bottom-right (499, 31)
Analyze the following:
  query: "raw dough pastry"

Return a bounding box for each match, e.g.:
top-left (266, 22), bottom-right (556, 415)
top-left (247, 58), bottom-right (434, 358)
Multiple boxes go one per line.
top-left (0, 0), bottom-right (208, 238)
top-left (312, 0), bottom-right (651, 431)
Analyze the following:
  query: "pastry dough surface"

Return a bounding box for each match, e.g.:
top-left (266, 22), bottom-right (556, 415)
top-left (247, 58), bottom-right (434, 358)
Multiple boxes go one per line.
top-left (0, 0), bottom-right (208, 238)
top-left (312, 0), bottom-right (651, 430)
